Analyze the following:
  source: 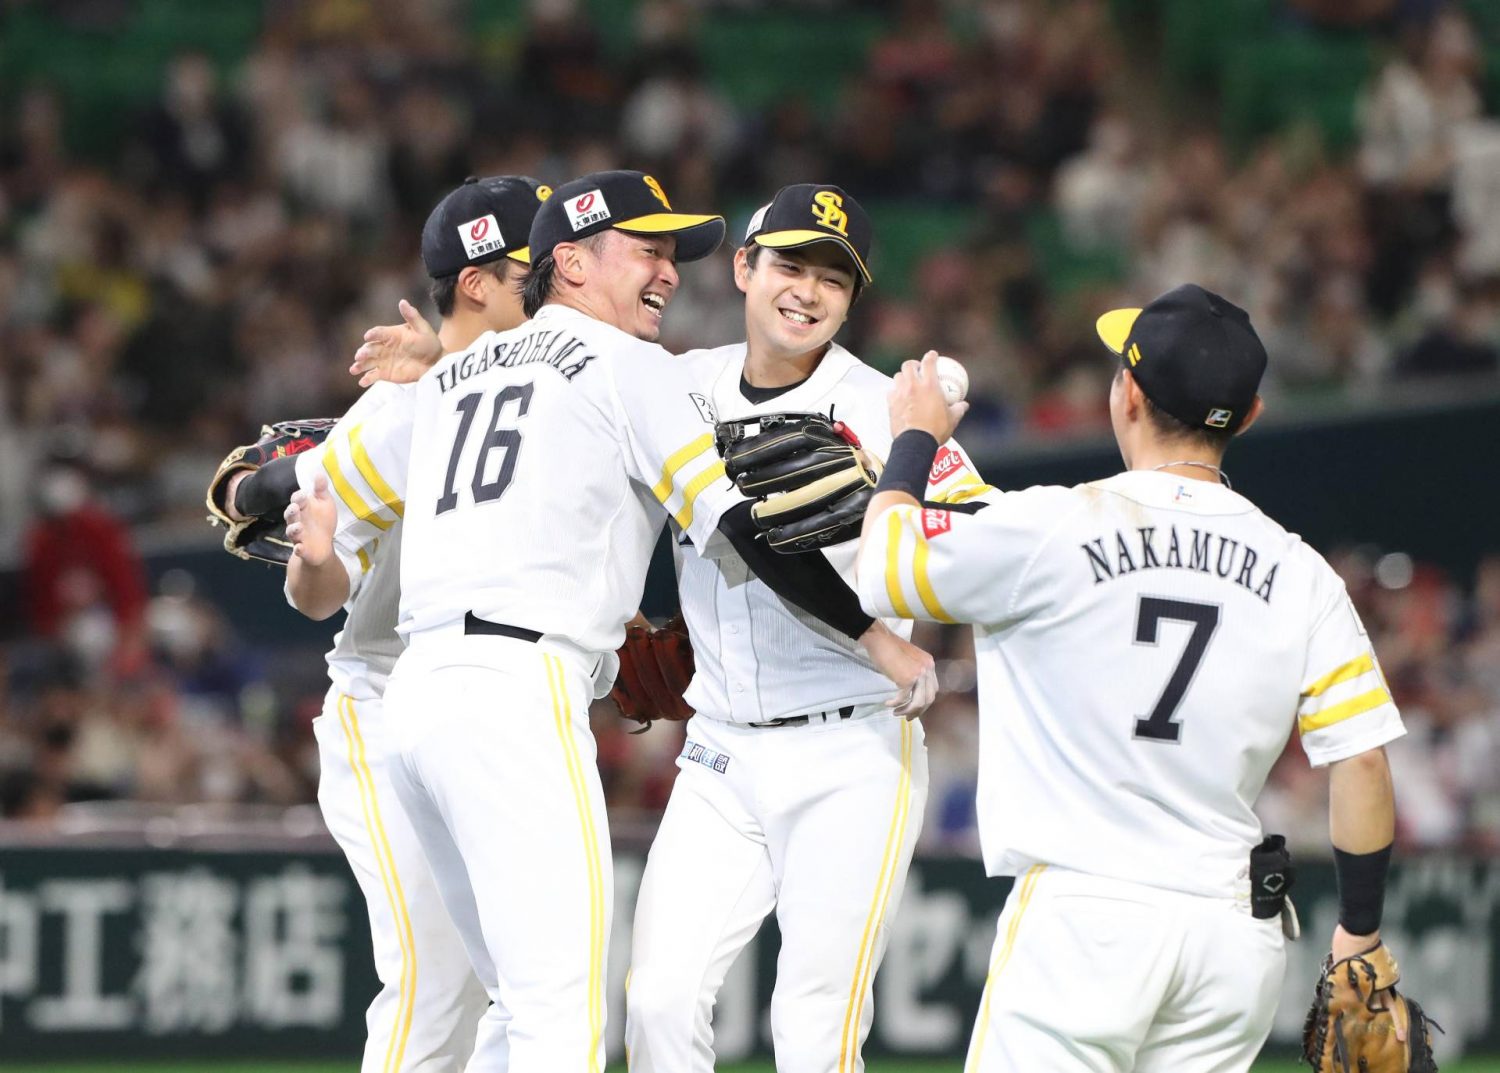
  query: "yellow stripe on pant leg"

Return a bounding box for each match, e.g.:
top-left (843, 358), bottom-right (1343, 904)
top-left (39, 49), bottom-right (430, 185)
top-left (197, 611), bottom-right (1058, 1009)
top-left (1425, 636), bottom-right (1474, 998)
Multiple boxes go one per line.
top-left (546, 655), bottom-right (605, 1073)
top-left (965, 864), bottom-right (1046, 1073)
top-left (838, 720), bottom-right (914, 1072)
top-left (337, 695), bottom-right (417, 1073)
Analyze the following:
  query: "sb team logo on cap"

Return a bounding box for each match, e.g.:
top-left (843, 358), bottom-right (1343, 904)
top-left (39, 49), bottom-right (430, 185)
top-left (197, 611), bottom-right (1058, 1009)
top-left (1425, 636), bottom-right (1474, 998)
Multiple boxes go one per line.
top-left (458, 214), bottom-right (506, 262)
top-left (811, 190), bottom-right (850, 236)
top-left (565, 190), bottom-right (611, 232)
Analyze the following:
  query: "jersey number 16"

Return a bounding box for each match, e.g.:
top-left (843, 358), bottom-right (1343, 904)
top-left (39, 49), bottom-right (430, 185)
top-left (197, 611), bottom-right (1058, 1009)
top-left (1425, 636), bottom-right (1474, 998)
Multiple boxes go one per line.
top-left (437, 384), bottom-right (534, 514)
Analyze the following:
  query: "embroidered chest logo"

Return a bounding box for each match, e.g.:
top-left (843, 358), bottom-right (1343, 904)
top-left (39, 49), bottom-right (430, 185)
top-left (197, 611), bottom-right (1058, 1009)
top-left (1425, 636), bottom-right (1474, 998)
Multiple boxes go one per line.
top-left (811, 191), bottom-right (849, 236)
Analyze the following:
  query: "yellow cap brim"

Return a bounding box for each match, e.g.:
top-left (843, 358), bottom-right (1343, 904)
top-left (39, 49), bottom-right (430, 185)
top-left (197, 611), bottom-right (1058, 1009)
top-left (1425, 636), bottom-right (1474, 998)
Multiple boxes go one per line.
top-left (507, 247), bottom-right (531, 265)
top-left (1096, 307), bottom-right (1142, 354)
top-left (753, 230), bottom-right (872, 284)
top-left (616, 213), bottom-right (727, 262)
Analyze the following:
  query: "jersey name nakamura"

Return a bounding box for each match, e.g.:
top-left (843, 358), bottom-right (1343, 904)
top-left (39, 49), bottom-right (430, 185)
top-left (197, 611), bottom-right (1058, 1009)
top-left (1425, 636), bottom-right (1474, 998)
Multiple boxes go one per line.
top-left (434, 329), bottom-right (597, 394)
top-left (1080, 524), bottom-right (1280, 603)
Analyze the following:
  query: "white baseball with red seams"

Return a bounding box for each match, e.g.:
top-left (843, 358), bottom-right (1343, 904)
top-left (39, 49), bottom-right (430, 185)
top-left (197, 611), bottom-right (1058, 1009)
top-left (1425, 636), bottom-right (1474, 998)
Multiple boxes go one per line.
top-left (935, 354), bottom-right (968, 403)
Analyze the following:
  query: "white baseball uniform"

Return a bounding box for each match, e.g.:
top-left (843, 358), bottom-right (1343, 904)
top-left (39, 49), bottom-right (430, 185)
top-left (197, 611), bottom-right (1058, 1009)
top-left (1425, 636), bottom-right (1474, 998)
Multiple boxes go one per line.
top-left (290, 383), bottom-right (491, 1073)
top-left (857, 470), bottom-right (1406, 1073)
top-left (626, 342), bottom-right (988, 1073)
top-left (310, 303), bottom-right (744, 1073)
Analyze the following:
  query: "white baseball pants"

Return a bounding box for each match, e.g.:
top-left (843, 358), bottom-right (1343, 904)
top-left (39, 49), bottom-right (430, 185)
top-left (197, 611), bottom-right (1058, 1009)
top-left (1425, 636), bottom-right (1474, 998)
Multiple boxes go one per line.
top-left (384, 633), bottom-right (611, 1073)
top-left (626, 711), bottom-right (927, 1073)
top-left (964, 865), bottom-right (1285, 1073)
top-left (313, 689), bottom-right (491, 1072)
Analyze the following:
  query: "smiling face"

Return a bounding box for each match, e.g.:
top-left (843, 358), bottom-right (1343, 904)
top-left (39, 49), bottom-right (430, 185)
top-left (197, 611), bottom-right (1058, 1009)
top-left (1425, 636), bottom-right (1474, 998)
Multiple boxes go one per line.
top-left (579, 229), bottom-right (680, 342)
top-left (735, 241), bottom-right (856, 363)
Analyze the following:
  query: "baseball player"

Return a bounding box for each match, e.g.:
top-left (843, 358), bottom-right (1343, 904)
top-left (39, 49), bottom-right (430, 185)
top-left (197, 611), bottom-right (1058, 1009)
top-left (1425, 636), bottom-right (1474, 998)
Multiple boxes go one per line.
top-left (855, 286), bottom-right (1409, 1072)
top-left (213, 176), bottom-right (550, 1072)
top-left (625, 185), bottom-right (990, 1073)
top-left (283, 171), bottom-right (934, 1072)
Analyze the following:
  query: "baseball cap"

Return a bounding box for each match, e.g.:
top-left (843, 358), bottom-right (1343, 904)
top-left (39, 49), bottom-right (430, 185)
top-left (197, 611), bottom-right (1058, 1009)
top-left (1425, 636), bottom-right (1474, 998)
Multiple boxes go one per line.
top-left (421, 175), bottom-right (552, 277)
top-left (526, 170), bottom-right (725, 265)
top-left (1095, 284), bottom-right (1268, 432)
top-left (744, 184), bottom-right (873, 284)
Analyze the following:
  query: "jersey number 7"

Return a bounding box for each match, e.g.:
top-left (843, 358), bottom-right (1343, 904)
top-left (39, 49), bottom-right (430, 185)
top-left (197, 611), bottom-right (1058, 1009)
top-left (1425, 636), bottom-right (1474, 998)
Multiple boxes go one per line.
top-left (437, 384), bottom-right (534, 514)
top-left (1132, 596), bottom-right (1220, 743)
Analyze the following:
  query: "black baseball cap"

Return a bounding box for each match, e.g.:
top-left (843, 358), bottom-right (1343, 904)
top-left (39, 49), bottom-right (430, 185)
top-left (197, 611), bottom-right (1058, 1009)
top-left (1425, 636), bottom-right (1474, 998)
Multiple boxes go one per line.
top-left (421, 175), bottom-right (552, 277)
top-left (527, 169), bottom-right (725, 264)
top-left (1096, 284), bottom-right (1268, 432)
top-left (744, 183), bottom-right (873, 284)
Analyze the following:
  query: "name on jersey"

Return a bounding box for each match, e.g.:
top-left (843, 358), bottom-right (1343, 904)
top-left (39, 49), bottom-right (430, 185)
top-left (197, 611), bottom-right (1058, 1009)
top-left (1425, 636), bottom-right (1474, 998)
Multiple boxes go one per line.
top-left (435, 330), bottom-right (596, 394)
top-left (680, 739), bottom-right (730, 774)
top-left (1081, 526), bottom-right (1279, 603)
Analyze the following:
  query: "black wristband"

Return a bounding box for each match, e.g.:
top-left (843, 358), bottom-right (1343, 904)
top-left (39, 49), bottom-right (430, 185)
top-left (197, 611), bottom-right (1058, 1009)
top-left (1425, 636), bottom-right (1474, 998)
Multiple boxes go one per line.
top-left (876, 430), bottom-right (940, 500)
top-left (234, 454), bottom-right (303, 518)
top-left (1333, 842), bottom-right (1392, 936)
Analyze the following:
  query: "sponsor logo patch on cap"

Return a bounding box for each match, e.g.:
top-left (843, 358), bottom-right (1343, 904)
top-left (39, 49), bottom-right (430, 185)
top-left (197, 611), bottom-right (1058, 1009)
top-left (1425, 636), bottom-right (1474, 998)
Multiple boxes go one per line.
top-left (565, 190), bottom-right (611, 232)
top-left (1205, 408), bottom-right (1233, 428)
top-left (458, 214), bottom-right (506, 262)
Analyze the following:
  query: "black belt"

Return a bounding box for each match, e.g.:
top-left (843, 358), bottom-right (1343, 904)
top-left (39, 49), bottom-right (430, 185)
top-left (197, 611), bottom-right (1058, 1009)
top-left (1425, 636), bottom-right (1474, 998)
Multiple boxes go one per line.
top-left (464, 612), bottom-right (542, 643)
top-left (747, 705), bottom-right (854, 729)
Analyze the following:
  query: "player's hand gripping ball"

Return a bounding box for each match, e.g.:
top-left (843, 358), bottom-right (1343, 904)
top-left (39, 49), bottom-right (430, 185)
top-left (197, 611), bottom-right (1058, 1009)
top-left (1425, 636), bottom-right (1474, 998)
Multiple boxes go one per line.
top-left (934, 354), bottom-right (968, 404)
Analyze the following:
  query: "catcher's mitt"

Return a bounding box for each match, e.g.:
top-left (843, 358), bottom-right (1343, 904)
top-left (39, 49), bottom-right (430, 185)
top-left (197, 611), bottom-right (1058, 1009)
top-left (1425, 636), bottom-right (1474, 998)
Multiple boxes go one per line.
top-left (610, 614), bottom-right (696, 728)
top-left (1303, 941), bottom-right (1440, 1073)
top-left (206, 418), bottom-right (338, 565)
top-left (715, 412), bottom-right (881, 553)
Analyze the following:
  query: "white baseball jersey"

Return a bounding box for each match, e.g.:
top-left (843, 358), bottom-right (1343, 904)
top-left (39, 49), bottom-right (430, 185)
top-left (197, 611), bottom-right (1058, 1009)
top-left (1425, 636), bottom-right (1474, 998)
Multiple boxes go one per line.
top-left (290, 382), bottom-right (407, 701)
top-left (313, 303), bottom-right (741, 653)
top-left (674, 342), bottom-right (989, 723)
top-left (858, 470), bottom-right (1406, 898)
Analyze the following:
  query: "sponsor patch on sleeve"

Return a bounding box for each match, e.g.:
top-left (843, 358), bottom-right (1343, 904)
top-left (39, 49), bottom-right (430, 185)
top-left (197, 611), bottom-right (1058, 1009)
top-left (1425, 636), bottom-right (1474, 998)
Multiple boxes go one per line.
top-left (458, 214), bottom-right (506, 261)
top-left (565, 190), bottom-right (611, 231)
top-left (929, 445), bottom-right (966, 484)
top-left (921, 508), bottom-right (952, 538)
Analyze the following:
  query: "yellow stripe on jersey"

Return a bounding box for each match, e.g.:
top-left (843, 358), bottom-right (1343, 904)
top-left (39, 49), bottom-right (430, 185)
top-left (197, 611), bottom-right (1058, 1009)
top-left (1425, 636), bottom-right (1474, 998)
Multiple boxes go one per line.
top-left (546, 656), bottom-right (605, 1073)
top-left (355, 538), bottom-right (379, 575)
top-left (883, 511), bottom-right (914, 618)
top-left (928, 473), bottom-right (983, 502)
top-left (651, 434), bottom-right (714, 506)
top-left (671, 460), bottom-right (727, 532)
top-left (350, 424), bottom-right (405, 517)
top-left (838, 720), bottom-right (914, 1071)
top-left (940, 482), bottom-right (996, 504)
top-left (966, 865), bottom-right (1046, 1073)
top-left (337, 695), bottom-right (417, 1073)
top-left (1299, 687), bottom-right (1392, 734)
top-left (912, 534), bottom-right (956, 623)
top-left (324, 449), bottom-right (395, 532)
top-left (1303, 653), bottom-right (1375, 698)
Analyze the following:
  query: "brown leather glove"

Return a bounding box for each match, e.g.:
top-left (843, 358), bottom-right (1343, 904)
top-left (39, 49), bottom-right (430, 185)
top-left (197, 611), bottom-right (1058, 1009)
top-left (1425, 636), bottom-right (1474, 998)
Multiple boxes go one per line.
top-left (1302, 941), bottom-right (1440, 1073)
top-left (610, 614), bottom-right (695, 727)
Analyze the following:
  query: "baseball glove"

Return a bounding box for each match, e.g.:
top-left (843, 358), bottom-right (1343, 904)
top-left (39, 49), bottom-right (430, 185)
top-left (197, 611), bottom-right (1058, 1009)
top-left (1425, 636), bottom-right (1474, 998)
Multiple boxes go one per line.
top-left (206, 418), bottom-right (338, 565)
top-left (1302, 941), bottom-right (1440, 1073)
top-left (715, 412), bottom-right (881, 553)
top-left (610, 614), bottom-right (695, 728)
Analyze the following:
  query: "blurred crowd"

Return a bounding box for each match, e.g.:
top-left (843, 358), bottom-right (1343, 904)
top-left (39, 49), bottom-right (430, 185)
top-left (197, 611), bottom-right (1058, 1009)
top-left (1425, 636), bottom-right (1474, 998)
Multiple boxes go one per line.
top-left (2, 0), bottom-right (1499, 851)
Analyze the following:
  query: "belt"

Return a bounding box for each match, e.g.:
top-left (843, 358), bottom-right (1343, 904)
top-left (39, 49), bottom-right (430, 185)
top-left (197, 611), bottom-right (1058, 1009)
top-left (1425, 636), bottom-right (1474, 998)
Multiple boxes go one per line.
top-left (464, 612), bottom-right (542, 643)
top-left (746, 705), bottom-right (854, 729)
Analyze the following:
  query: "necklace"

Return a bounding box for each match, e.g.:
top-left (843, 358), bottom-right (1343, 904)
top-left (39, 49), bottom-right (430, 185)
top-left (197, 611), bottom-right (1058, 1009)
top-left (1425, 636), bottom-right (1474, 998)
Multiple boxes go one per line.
top-left (1150, 461), bottom-right (1232, 489)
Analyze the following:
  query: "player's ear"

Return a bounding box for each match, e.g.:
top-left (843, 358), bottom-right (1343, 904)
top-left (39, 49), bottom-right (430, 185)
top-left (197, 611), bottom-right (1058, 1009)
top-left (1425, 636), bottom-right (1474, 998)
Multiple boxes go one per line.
top-left (554, 242), bottom-right (589, 286)
top-left (1121, 368), bottom-right (1146, 420)
top-left (732, 245), bottom-right (752, 295)
top-left (455, 265), bottom-right (486, 307)
top-left (1234, 395), bottom-right (1266, 436)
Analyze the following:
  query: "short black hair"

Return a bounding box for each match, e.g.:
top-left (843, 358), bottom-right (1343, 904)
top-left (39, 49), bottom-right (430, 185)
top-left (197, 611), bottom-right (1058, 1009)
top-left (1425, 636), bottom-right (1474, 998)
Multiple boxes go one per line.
top-left (428, 259), bottom-right (513, 318)
top-left (520, 232), bottom-right (611, 318)
top-left (743, 242), bottom-right (865, 302)
top-left (1131, 371), bottom-right (1235, 453)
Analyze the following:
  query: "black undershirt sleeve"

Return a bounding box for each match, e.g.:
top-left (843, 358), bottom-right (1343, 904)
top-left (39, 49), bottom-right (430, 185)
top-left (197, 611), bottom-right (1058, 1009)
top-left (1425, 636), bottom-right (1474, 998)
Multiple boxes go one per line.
top-left (716, 501), bottom-right (874, 641)
top-left (233, 455), bottom-right (303, 519)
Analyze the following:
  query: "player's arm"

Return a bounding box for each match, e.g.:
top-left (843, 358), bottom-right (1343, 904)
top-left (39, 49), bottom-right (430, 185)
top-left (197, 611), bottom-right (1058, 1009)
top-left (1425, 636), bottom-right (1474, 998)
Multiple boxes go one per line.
top-left (348, 299), bottom-right (444, 387)
top-left (285, 473), bottom-right (348, 620)
top-left (1328, 745), bottom-right (1396, 961)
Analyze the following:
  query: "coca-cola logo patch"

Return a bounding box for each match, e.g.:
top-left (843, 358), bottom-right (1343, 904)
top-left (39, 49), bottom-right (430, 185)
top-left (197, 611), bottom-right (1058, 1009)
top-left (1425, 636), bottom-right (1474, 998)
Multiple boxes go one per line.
top-left (921, 508), bottom-right (952, 538)
top-left (929, 445), bottom-right (965, 484)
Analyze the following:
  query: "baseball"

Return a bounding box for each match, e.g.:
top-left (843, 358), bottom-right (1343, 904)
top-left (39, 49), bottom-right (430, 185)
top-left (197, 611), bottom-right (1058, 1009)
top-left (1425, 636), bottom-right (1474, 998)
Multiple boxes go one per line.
top-left (935, 354), bottom-right (968, 404)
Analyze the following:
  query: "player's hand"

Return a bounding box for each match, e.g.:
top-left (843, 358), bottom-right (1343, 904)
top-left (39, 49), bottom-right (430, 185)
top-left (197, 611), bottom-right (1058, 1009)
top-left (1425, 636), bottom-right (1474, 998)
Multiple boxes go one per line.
top-left (889, 351), bottom-right (969, 443)
top-left (860, 621), bottom-right (939, 720)
top-left (284, 474), bottom-right (337, 566)
top-left (350, 299), bottom-right (443, 387)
